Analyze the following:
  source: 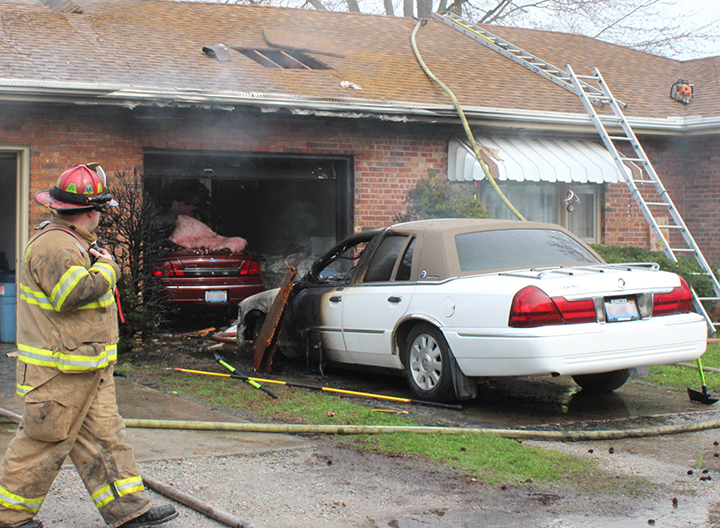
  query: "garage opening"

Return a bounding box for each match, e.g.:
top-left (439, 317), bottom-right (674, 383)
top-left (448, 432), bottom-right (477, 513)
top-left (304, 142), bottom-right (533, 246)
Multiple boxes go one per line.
top-left (143, 150), bottom-right (353, 257)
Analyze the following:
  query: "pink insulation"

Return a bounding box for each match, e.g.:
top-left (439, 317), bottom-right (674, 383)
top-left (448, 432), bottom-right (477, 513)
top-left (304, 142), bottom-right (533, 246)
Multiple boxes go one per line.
top-left (170, 215), bottom-right (247, 253)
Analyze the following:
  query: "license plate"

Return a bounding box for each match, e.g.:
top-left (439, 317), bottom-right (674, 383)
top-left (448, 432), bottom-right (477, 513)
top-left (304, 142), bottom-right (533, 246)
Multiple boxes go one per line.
top-left (205, 290), bottom-right (228, 303)
top-left (604, 297), bottom-right (639, 322)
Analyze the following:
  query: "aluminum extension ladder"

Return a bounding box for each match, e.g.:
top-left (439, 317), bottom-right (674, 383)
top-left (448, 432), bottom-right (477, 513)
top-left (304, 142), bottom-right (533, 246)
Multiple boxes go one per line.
top-left (431, 13), bottom-right (625, 109)
top-left (432, 12), bottom-right (720, 335)
top-left (565, 66), bottom-right (720, 335)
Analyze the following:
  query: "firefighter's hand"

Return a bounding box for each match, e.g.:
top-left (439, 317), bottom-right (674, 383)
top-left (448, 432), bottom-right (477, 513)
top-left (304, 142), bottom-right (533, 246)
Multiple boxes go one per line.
top-left (89, 247), bottom-right (114, 261)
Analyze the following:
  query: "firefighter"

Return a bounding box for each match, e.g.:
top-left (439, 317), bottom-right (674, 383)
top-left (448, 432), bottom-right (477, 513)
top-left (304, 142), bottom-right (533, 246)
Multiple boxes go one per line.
top-left (0, 165), bottom-right (177, 528)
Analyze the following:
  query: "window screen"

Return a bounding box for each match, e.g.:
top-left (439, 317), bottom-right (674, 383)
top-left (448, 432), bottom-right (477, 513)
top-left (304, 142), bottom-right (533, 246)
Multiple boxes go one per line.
top-left (455, 229), bottom-right (601, 273)
top-left (364, 235), bottom-right (408, 282)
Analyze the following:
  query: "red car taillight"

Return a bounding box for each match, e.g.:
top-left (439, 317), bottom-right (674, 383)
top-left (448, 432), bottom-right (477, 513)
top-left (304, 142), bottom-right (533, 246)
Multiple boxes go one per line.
top-left (509, 286), bottom-right (597, 328)
top-left (239, 260), bottom-right (261, 276)
top-left (552, 296), bottom-right (597, 324)
top-left (152, 259), bottom-right (185, 277)
top-left (652, 277), bottom-right (693, 316)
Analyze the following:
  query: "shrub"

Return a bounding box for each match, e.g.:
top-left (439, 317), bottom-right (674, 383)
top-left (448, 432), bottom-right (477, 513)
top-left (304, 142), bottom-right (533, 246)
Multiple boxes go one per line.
top-left (97, 170), bottom-right (174, 353)
top-left (395, 173), bottom-right (489, 222)
top-left (590, 244), bottom-right (719, 300)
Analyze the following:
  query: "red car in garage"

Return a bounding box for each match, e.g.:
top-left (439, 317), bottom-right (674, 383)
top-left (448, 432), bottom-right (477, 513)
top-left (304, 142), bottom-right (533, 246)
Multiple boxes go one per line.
top-left (152, 249), bottom-right (264, 307)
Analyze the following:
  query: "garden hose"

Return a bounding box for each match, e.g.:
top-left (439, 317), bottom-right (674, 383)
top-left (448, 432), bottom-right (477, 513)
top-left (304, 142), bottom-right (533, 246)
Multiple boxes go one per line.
top-left (410, 19), bottom-right (526, 222)
top-left (121, 417), bottom-right (720, 442)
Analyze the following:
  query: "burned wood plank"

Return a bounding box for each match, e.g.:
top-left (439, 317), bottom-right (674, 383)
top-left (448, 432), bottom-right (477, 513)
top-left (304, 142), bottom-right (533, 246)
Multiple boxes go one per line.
top-left (253, 263), bottom-right (297, 372)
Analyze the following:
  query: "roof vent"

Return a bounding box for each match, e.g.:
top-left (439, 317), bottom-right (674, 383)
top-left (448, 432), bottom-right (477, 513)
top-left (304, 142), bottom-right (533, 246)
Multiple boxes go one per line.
top-left (235, 49), bottom-right (329, 70)
top-left (202, 44), bottom-right (232, 62)
top-left (39, 0), bottom-right (83, 13)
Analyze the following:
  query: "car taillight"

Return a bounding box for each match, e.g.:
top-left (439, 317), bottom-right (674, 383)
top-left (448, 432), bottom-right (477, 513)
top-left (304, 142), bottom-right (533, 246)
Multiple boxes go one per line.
top-left (552, 297), bottom-right (597, 324)
top-left (653, 277), bottom-right (693, 316)
top-left (152, 259), bottom-right (184, 277)
top-left (239, 260), bottom-right (261, 276)
top-left (509, 286), bottom-right (597, 328)
top-left (509, 286), bottom-right (563, 327)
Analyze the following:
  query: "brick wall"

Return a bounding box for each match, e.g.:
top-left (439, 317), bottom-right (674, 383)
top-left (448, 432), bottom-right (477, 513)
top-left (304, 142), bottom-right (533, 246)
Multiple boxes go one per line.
top-left (2, 102), bottom-right (719, 263)
top-left (1, 104), bottom-right (450, 237)
top-left (602, 134), bottom-right (720, 265)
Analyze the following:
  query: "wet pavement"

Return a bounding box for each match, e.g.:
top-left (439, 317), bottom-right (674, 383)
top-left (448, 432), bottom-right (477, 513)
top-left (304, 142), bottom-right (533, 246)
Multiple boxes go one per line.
top-left (2, 341), bottom-right (720, 527)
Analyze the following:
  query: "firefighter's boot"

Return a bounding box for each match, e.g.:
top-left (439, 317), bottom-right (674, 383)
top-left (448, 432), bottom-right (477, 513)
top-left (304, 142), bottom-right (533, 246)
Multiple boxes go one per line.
top-left (118, 505), bottom-right (178, 527)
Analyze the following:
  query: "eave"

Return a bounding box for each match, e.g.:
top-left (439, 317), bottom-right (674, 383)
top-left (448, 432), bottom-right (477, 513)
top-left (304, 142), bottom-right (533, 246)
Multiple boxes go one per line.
top-left (0, 79), bottom-right (718, 136)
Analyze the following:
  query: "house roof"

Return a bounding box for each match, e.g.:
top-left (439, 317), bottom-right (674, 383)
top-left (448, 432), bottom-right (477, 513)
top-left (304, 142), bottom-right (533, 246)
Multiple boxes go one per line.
top-left (0, 0), bottom-right (718, 131)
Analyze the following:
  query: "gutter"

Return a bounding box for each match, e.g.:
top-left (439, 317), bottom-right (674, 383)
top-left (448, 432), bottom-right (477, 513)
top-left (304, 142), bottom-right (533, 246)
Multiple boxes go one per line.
top-left (0, 79), bottom-right (717, 135)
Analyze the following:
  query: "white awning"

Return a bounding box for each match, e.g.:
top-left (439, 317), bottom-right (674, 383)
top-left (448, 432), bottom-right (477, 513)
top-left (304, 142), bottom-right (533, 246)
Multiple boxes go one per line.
top-left (448, 137), bottom-right (623, 184)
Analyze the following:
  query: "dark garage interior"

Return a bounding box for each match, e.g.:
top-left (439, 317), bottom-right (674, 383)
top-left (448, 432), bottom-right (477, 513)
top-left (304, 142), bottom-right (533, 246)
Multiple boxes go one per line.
top-left (143, 150), bottom-right (353, 257)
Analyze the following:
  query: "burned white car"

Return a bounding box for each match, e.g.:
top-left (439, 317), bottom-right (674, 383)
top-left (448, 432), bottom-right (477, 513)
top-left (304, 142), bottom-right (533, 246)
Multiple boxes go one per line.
top-left (236, 219), bottom-right (707, 402)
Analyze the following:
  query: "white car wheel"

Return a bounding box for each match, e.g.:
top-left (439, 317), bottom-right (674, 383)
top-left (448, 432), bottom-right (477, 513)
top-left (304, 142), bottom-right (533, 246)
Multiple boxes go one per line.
top-left (404, 323), bottom-right (454, 402)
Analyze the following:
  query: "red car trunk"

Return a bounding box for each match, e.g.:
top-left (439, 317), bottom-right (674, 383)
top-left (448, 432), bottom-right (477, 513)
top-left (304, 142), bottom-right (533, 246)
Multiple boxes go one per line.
top-left (153, 249), bottom-right (264, 307)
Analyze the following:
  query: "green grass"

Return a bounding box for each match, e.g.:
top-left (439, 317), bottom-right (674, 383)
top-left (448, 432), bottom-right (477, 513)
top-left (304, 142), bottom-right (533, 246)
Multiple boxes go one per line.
top-left (161, 371), bottom-right (650, 495)
top-left (641, 342), bottom-right (720, 391)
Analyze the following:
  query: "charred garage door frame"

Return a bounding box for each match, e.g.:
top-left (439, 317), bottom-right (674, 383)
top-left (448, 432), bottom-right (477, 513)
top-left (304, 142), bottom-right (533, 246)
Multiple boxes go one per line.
top-left (143, 150), bottom-right (354, 256)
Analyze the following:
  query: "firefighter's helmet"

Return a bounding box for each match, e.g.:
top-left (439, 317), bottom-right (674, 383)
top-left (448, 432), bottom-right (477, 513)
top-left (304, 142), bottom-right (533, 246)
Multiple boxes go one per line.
top-left (35, 164), bottom-right (118, 212)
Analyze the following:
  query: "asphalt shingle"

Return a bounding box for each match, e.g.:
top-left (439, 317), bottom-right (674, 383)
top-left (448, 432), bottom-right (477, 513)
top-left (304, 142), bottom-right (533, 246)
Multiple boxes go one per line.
top-left (0, 0), bottom-right (718, 119)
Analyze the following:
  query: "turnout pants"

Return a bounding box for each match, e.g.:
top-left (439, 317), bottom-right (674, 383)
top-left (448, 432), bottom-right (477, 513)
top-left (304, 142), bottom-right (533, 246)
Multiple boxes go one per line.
top-left (0, 366), bottom-right (150, 527)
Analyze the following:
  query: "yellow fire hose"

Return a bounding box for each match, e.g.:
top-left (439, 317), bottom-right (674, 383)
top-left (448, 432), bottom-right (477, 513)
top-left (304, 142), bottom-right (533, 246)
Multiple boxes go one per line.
top-left (3, 407), bottom-right (720, 441)
top-left (120, 417), bottom-right (720, 442)
top-left (410, 19), bottom-right (526, 222)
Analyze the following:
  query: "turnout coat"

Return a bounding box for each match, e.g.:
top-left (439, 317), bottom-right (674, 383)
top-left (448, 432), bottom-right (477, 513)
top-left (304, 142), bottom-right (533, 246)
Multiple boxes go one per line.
top-left (16, 217), bottom-right (120, 395)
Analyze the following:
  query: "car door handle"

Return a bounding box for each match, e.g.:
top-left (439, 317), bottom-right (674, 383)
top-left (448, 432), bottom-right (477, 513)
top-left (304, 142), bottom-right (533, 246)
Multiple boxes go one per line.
top-left (329, 296), bottom-right (342, 303)
top-left (388, 296), bottom-right (403, 303)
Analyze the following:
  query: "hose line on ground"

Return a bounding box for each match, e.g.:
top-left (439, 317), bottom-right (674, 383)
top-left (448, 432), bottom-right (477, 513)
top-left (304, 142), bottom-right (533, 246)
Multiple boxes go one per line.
top-left (410, 19), bottom-right (526, 222)
top-left (121, 417), bottom-right (720, 442)
top-left (3, 408), bottom-right (718, 441)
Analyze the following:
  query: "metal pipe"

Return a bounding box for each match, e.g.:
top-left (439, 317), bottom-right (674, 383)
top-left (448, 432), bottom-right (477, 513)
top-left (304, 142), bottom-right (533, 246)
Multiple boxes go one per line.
top-left (0, 407), bottom-right (21, 424)
top-left (141, 473), bottom-right (265, 528)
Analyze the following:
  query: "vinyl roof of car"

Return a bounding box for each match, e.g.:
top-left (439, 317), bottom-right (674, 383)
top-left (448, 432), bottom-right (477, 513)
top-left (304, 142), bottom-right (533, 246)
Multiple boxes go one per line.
top-left (389, 218), bottom-right (563, 234)
top-left (386, 218), bottom-right (598, 280)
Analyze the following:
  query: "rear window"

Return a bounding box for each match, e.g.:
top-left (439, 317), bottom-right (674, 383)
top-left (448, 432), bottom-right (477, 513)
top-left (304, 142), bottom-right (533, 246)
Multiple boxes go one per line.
top-left (455, 229), bottom-right (601, 273)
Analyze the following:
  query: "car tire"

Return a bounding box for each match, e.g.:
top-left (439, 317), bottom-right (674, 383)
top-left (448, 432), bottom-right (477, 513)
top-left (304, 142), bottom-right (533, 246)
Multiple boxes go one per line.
top-left (237, 311), bottom-right (266, 352)
top-left (249, 312), bottom-right (267, 346)
top-left (572, 369), bottom-right (630, 392)
top-left (403, 323), bottom-right (455, 403)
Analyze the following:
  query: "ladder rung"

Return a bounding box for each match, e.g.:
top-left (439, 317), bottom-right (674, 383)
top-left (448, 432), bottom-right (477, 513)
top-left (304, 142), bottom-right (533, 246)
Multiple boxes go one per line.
top-left (657, 225), bottom-right (684, 229)
top-left (623, 157), bottom-right (645, 162)
top-left (699, 297), bottom-right (720, 301)
top-left (609, 136), bottom-right (633, 141)
top-left (645, 202), bottom-right (671, 207)
top-left (575, 75), bottom-right (598, 80)
top-left (670, 248), bottom-right (695, 252)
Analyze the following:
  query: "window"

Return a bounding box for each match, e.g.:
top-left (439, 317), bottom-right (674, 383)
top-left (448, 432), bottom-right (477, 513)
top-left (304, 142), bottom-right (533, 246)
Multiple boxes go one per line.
top-left (396, 238), bottom-right (415, 281)
top-left (364, 235), bottom-right (409, 283)
top-left (235, 49), bottom-right (329, 70)
top-left (479, 181), bottom-right (601, 243)
top-left (455, 229), bottom-right (601, 273)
